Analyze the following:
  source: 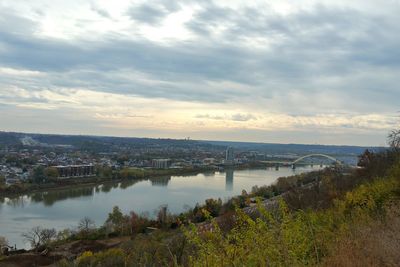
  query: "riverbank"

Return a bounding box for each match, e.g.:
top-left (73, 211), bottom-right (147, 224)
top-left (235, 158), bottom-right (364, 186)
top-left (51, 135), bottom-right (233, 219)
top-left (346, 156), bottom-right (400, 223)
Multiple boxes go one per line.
top-left (0, 166), bottom-right (217, 198)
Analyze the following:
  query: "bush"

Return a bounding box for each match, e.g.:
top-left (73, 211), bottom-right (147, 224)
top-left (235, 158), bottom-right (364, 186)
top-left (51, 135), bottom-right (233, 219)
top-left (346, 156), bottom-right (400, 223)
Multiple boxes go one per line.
top-left (76, 249), bottom-right (126, 267)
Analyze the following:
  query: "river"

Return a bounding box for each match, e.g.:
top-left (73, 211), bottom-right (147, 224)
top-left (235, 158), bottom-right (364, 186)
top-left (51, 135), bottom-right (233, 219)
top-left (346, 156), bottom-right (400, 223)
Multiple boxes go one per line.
top-left (0, 165), bottom-right (323, 248)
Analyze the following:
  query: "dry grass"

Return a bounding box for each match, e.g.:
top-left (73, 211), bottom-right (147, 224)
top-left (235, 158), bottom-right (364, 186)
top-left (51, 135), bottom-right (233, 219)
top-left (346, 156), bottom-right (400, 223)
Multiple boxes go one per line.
top-left (323, 203), bottom-right (400, 267)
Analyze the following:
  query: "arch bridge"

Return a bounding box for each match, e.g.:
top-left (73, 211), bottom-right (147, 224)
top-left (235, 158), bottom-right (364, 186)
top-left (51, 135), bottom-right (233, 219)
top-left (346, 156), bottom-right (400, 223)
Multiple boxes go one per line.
top-left (291, 153), bottom-right (341, 169)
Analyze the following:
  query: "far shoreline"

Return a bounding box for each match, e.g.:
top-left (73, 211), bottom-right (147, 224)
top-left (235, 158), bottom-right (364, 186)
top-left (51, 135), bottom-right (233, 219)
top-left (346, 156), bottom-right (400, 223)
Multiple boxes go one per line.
top-left (0, 162), bottom-right (275, 199)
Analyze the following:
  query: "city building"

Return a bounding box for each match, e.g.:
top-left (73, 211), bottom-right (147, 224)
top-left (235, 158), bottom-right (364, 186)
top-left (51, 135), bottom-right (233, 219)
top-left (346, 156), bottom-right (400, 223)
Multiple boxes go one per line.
top-left (55, 164), bottom-right (95, 179)
top-left (225, 147), bottom-right (234, 165)
top-left (203, 158), bottom-right (216, 165)
top-left (152, 159), bottom-right (171, 169)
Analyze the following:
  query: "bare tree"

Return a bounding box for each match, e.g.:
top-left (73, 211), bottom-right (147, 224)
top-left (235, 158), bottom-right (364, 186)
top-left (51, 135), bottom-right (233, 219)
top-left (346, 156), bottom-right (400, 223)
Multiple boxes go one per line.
top-left (388, 129), bottom-right (400, 149)
top-left (22, 226), bottom-right (42, 249)
top-left (0, 236), bottom-right (8, 247)
top-left (40, 228), bottom-right (57, 244)
top-left (78, 216), bottom-right (96, 234)
top-left (0, 236), bottom-right (9, 256)
top-left (22, 226), bottom-right (56, 249)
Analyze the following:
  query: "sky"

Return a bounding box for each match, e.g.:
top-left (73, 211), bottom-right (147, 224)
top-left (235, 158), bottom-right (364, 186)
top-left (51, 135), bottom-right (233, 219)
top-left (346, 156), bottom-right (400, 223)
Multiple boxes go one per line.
top-left (0, 0), bottom-right (399, 146)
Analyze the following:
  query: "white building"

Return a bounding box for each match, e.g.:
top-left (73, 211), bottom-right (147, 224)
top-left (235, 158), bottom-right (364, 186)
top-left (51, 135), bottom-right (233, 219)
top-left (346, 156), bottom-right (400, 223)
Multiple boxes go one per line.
top-left (152, 159), bottom-right (171, 169)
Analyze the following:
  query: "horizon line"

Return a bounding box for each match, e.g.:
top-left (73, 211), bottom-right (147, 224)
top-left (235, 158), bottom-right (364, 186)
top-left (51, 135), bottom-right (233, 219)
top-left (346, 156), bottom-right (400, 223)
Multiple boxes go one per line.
top-left (0, 130), bottom-right (384, 148)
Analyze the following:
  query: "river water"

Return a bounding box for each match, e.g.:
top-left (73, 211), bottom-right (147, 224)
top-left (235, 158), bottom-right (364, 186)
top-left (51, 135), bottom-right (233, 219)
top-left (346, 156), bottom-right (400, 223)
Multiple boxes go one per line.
top-left (0, 166), bottom-right (322, 248)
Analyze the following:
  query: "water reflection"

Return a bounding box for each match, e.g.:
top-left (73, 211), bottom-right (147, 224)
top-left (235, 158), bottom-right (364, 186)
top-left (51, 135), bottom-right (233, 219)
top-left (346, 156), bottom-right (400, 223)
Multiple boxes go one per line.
top-left (0, 168), bottom-right (285, 208)
top-left (6, 196), bottom-right (29, 208)
top-left (1, 176), bottom-right (176, 208)
top-left (30, 187), bottom-right (95, 206)
top-left (119, 179), bottom-right (141, 189)
top-left (150, 176), bottom-right (171, 187)
top-left (203, 172), bottom-right (215, 177)
top-left (225, 169), bottom-right (234, 191)
top-left (1, 165), bottom-right (303, 209)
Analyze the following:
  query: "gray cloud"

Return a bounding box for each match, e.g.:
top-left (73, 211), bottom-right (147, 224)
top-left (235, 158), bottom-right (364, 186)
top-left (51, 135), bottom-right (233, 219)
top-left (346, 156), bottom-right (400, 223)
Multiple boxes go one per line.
top-left (1, 4), bottom-right (399, 105)
top-left (195, 114), bottom-right (224, 120)
top-left (0, 0), bottom-right (399, 145)
top-left (127, 5), bottom-right (167, 25)
top-left (231, 113), bottom-right (257, 122)
top-left (91, 4), bottom-right (111, 18)
top-left (196, 113), bottom-right (257, 122)
top-left (126, 1), bottom-right (181, 25)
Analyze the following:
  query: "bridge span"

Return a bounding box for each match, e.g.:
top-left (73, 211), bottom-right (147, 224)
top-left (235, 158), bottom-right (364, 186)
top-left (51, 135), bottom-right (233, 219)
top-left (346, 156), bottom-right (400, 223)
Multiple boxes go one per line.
top-left (261, 153), bottom-right (342, 169)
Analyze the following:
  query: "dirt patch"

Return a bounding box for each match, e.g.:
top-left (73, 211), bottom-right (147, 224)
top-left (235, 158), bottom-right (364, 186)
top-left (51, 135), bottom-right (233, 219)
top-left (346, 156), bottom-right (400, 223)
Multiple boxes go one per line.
top-left (69, 240), bottom-right (108, 255)
top-left (0, 253), bottom-right (63, 267)
top-left (0, 237), bottom-right (131, 266)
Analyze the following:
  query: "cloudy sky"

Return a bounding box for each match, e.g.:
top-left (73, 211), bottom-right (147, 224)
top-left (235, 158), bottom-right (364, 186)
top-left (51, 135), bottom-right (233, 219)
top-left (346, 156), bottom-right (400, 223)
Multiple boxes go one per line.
top-left (0, 0), bottom-right (399, 146)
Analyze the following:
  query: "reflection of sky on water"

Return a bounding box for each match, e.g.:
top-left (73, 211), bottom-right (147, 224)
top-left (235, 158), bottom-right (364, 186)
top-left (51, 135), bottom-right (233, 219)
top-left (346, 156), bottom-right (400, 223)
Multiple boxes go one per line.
top-left (0, 166), bottom-right (323, 248)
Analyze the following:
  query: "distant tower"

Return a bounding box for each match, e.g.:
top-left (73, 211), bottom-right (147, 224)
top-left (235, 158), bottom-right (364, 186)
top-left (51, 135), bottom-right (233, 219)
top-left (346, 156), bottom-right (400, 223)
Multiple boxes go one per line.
top-left (225, 147), bottom-right (234, 165)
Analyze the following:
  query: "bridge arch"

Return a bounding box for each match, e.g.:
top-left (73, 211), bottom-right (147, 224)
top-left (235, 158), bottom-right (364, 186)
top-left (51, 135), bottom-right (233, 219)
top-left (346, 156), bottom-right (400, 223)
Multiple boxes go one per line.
top-left (292, 154), bottom-right (341, 165)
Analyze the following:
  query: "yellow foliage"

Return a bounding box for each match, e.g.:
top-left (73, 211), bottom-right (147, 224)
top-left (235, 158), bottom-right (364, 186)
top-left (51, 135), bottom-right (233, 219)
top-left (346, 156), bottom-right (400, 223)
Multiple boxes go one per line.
top-left (185, 171), bottom-right (400, 266)
top-left (76, 251), bottom-right (94, 267)
top-left (75, 249), bottom-right (126, 267)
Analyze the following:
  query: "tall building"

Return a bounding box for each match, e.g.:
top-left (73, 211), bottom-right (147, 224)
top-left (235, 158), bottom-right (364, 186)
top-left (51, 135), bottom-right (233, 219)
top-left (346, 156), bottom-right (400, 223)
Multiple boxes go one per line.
top-left (225, 147), bottom-right (234, 165)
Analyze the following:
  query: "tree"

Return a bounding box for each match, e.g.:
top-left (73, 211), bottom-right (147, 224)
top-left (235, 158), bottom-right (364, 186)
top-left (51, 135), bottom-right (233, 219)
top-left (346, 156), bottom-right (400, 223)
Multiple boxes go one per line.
top-left (78, 217), bottom-right (96, 236)
top-left (33, 166), bottom-right (46, 184)
top-left (106, 206), bottom-right (124, 226)
top-left (388, 129), bottom-right (400, 149)
top-left (129, 211), bottom-right (149, 234)
top-left (22, 226), bottom-right (57, 249)
top-left (97, 166), bottom-right (112, 179)
top-left (205, 198), bottom-right (223, 217)
top-left (358, 149), bottom-right (373, 168)
top-left (105, 206), bottom-right (129, 234)
top-left (0, 236), bottom-right (8, 247)
top-left (22, 226), bottom-right (42, 248)
top-left (56, 229), bottom-right (73, 243)
top-left (44, 167), bottom-right (59, 181)
top-left (40, 228), bottom-right (57, 244)
top-left (0, 236), bottom-right (9, 256)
